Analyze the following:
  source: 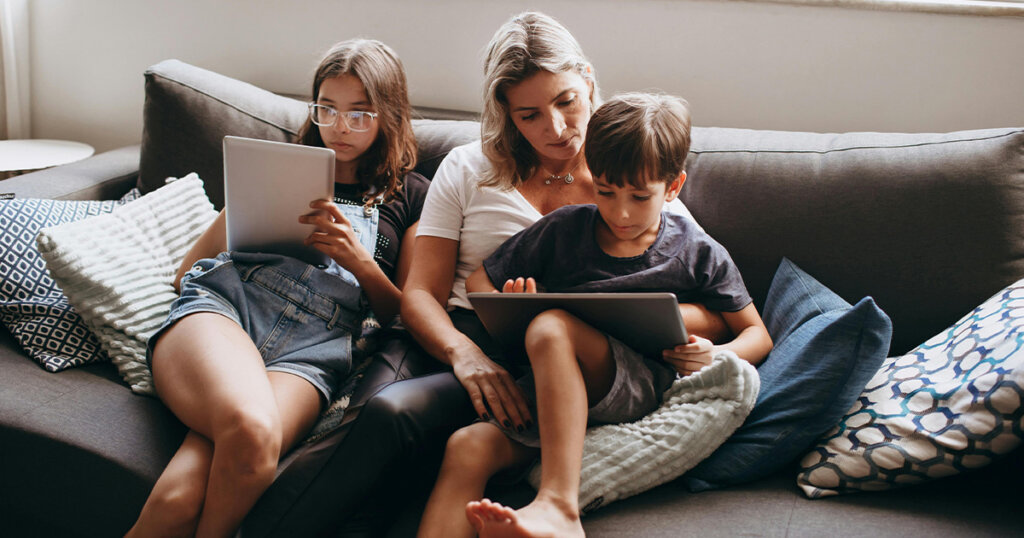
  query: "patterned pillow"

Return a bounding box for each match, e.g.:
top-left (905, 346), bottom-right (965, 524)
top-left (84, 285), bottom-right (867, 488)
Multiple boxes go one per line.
top-left (37, 176), bottom-right (216, 394)
top-left (0, 189), bottom-right (139, 371)
top-left (797, 277), bottom-right (1024, 497)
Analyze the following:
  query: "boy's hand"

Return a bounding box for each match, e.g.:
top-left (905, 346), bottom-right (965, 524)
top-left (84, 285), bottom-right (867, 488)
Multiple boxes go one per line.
top-left (501, 277), bottom-right (537, 293)
top-left (301, 199), bottom-right (374, 273)
top-left (662, 335), bottom-right (714, 377)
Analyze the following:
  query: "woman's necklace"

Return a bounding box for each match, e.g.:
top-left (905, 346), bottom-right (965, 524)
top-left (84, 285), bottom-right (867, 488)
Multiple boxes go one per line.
top-left (540, 159), bottom-right (581, 185)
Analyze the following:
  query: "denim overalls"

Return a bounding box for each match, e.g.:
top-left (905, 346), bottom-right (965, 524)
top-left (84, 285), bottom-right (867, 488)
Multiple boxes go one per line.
top-left (148, 203), bottom-right (379, 403)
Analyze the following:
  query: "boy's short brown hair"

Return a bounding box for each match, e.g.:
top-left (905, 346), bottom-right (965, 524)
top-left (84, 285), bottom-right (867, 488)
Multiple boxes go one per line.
top-left (584, 92), bottom-right (691, 189)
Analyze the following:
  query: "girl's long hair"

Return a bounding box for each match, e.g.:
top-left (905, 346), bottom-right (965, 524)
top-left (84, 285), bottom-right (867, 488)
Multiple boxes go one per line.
top-left (296, 39), bottom-right (417, 206)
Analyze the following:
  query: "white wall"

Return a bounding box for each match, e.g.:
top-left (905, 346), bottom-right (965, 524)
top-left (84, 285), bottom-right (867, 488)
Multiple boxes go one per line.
top-left (28, 0), bottom-right (1024, 153)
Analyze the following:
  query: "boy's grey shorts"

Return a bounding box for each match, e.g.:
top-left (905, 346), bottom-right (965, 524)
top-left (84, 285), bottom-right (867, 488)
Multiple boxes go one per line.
top-left (147, 252), bottom-right (365, 404)
top-left (496, 334), bottom-right (677, 448)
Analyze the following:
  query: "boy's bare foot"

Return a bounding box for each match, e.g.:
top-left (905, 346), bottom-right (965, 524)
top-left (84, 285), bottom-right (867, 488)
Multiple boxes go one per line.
top-left (466, 497), bottom-right (584, 538)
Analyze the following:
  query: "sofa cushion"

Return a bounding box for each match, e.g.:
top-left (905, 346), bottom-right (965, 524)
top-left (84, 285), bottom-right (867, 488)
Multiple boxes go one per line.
top-left (0, 189), bottom-right (139, 372)
top-left (138, 60), bottom-right (481, 210)
top-left (36, 175), bottom-right (217, 394)
top-left (683, 127), bottom-right (1024, 355)
top-left (797, 276), bottom-right (1024, 497)
top-left (683, 258), bottom-right (892, 491)
top-left (139, 59), bottom-right (307, 209)
top-left (0, 330), bottom-right (186, 536)
top-left (526, 351), bottom-right (759, 514)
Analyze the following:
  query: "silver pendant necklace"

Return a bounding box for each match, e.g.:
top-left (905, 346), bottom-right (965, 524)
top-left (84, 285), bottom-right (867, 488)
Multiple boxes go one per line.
top-left (541, 160), bottom-right (579, 185)
top-left (544, 171), bottom-right (575, 185)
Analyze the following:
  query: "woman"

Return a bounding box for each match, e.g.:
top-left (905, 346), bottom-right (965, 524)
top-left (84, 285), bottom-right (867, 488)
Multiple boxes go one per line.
top-left (244, 13), bottom-right (725, 536)
top-left (403, 11), bottom-right (725, 445)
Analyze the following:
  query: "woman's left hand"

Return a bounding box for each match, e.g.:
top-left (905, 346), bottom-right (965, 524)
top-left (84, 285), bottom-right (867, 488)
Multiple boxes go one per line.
top-left (661, 335), bottom-right (715, 377)
top-left (301, 199), bottom-right (374, 273)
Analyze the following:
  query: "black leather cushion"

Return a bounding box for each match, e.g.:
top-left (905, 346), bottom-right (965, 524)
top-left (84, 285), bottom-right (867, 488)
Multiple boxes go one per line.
top-left (682, 126), bottom-right (1024, 354)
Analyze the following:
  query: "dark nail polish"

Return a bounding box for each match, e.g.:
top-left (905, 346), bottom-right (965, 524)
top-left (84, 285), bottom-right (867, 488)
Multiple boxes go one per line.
top-left (503, 419), bottom-right (512, 428)
top-left (481, 413), bottom-right (490, 421)
top-left (525, 421), bottom-right (534, 429)
top-left (516, 424), bottom-right (524, 433)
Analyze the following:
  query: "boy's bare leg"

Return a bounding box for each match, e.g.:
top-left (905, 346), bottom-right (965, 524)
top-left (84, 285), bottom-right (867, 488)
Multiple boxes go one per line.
top-left (468, 309), bottom-right (614, 538)
top-left (418, 422), bottom-right (535, 538)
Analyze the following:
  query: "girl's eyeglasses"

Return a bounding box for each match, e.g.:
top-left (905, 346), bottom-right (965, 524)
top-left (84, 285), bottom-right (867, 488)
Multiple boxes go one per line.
top-left (308, 103), bottom-right (378, 132)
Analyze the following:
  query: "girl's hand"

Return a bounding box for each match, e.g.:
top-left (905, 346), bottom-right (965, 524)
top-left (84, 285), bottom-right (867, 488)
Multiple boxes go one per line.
top-left (501, 277), bottom-right (537, 293)
top-left (301, 199), bottom-right (374, 273)
top-left (662, 335), bottom-right (715, 377)
top-left (449, 341), bottom-right (532, 431)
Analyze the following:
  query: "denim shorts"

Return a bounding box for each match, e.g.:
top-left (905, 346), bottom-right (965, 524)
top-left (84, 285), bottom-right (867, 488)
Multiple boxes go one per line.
top-left (147, 251), bottom-right (367, 403)
top-left (496, 335), bottom-right (678, 447)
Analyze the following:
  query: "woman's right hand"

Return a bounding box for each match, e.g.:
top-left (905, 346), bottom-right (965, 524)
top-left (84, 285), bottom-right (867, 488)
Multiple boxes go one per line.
top-left (402, 236), bottom-right (532, 431)
top-left (449, 340), bottom-right (533, 430)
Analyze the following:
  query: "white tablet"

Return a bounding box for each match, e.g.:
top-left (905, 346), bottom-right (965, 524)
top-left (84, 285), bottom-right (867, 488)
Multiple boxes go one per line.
top-left (467, 292), bottom-right (689, 356)
top-left (223, 135), bottom-right (335, 265)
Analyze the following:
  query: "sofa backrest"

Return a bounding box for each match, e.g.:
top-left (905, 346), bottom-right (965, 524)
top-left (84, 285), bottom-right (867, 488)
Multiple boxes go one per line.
top-left (138, 60), bottom-right (1024, 356)
top-left (683, 126), bottom-right (1024, 354)
top-left (138, 59), bottom-right (478, 208)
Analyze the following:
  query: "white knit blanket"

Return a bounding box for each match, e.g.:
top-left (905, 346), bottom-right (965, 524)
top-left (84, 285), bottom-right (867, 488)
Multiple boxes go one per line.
top-left (527, 351), bottom-right (760, 514)
top-left (36, 175), bottom-right (217, 395)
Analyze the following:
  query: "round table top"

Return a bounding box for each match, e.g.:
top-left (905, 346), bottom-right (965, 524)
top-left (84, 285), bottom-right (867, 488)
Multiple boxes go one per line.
top-left (0, 139), bottom-right (95, 172)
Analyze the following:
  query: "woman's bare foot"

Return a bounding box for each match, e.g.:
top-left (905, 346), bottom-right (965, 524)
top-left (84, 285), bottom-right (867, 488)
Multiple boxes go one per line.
top-left (466, 496), bottom-right (584, 538)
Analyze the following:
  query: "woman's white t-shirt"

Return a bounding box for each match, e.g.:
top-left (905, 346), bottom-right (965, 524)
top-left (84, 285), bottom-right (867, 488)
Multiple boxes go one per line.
top-left (417, 141), bottom-right (699, 311)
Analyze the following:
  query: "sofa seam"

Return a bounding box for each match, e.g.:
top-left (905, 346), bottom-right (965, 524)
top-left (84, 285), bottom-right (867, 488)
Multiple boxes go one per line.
top-left (145, 71), bottom-right (299, 136)
top-left (690, 128), bottom-right (1024, 156)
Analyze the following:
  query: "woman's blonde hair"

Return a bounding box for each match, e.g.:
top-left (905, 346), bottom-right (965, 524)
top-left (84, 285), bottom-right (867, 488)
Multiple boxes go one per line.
top-left (296, 39), bottom-right (417, 206)
top-left (480, 12), bottom-right (600, 189)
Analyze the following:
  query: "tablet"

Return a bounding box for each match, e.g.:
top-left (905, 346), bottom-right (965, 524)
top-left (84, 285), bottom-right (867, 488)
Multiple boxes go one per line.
top-left (223, 136), bottom-right (335, 266)
top-left (468, 292), bottom-right (689, 356)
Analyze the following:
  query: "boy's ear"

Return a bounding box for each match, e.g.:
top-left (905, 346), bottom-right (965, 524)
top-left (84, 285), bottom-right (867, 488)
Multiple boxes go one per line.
top-left (666, 171), bottom-right (686, 201)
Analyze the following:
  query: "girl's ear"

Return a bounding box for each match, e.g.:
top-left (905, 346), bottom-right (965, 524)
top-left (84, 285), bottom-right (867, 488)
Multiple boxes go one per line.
top-left (665, 172), bottom-right (686, 201)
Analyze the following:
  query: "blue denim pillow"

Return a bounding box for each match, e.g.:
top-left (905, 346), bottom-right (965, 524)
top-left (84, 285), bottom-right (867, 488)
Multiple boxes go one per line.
top-left (682, 257), bottom-right (892, 491)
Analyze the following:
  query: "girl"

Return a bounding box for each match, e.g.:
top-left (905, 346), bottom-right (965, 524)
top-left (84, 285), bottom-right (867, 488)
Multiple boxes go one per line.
top-left (126, 39), bottom-right (427, 538)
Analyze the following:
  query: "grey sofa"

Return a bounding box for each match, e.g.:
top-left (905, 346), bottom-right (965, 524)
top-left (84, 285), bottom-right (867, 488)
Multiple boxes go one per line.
top-left (1, 59), bottom-right (1022, 537)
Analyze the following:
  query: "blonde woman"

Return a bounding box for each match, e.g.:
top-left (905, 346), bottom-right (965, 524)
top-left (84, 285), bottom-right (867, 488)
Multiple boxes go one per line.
top-left (404, 12), bottom-right (726, 536)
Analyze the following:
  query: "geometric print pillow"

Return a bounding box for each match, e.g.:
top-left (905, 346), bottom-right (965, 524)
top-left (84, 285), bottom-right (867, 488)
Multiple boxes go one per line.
top-left (797, 277), bottom-right (1024, 498)
top-left (0, 189), bottom-right (139, 371)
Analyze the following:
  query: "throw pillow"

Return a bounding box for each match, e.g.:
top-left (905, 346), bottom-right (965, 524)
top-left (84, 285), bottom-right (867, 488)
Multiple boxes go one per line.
top-left (0, 188), bottom-right (139, 371)
top-left (797, 277), bottom-right (1024, 497)
top-left (682, 258), bottom-right (893, 491)
top-left (527, 351), bottom-right (760, 514)
top-left (36, 175), bottom-right (217, 394)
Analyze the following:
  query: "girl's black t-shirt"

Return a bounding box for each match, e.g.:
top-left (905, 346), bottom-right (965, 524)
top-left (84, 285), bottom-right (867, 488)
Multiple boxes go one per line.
top-left (332, 171), bottom-right (429, 280)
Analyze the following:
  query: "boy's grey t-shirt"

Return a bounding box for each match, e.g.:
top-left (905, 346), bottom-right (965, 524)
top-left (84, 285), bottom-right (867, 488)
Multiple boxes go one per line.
top-left (482, 204), bottom-right (752, 313)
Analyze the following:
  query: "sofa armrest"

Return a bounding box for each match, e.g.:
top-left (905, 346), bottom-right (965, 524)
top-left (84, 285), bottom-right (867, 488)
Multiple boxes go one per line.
top-left (0, 145), bottom-right (140, 201)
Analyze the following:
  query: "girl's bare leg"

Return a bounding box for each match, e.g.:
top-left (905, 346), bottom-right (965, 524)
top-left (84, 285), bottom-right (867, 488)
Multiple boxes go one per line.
top-left (125, 431), bottom-right (212, 538)
top-left (418, 422), bottom-right (535, 538)
top-left (468, 309), bottom-right (614, 538)
top-left (126, 313), bottom-right (321, 538)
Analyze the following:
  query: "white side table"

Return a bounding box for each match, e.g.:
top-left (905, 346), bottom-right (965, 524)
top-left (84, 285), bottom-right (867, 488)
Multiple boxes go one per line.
top-left (0, 139), bottom-right (95, 179)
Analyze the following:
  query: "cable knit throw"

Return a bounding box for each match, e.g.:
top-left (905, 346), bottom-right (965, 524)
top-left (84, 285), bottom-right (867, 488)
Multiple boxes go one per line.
top-left (36, 174), bottom-right (217, 395)
top-left (527, 351), bottom-right (760, 514)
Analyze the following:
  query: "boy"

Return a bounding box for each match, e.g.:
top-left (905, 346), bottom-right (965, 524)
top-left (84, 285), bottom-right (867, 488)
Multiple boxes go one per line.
top-left (417, 93), bottom-right (773, 538)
